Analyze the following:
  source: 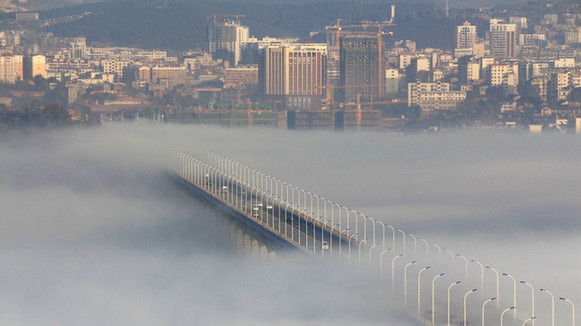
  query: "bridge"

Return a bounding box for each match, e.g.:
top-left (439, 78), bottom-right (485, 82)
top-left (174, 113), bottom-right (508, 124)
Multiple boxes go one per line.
top-left (174, 150), bottom-right (576, 326)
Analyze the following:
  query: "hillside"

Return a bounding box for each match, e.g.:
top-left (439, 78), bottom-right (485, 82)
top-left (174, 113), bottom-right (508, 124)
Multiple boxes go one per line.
top-left (43, 0), bottom-right (475, 51)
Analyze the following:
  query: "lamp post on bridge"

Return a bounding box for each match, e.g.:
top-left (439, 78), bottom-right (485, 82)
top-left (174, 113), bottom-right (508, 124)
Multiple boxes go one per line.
top-left (420, 238), bottom-right (429, 261)
top-left (367, 215), bottom-right (378, 247)
top-left (503, 273), bottom-right (518, 321)
top-left (448, 281), bottom-right (462, 326)
top-left (284, 201), bottom-right (294, 242)
top-left (433, 243), bottom-right (442, 264)
top-left (326, 223), bottom-right (339, 258)
top-left (471, 259), bottom-right (484, 296)
top-left (347, 230), bottom-right (357, 262)
top-left (559, 297), bottom-right (575, 326)
top-left (417, 266), bottom-right (431, 316)
top-left (404, 260), bottom-right (417, 306)
top-left (386, 224), bottom-right (396, 254)
top-left (307, 191), bottom-right (320, 255)
top-left (501, 307), bottom-right (516, 326)
top-left (380, 248), bottom-right (392, 283)
top-left (408, 233), bottom-right (418, 258)
top-left (522, 316), bottom-right (537, 326)
top-left (485, 266), bottom-right (499, 308)
top-left (392, 254), bottom-right (404, 292)
top-left (368, 242), bottom-right (380, 270)
top-left (456, 253), bottom-right (468, 280)
top-left (463, 288), bottom-right (478, 326)
top-left (443, 248), bottom-right (454, 266)
top-left (332, 202), bottom-right (342, 256)
top-left (350, 209), bottom-right (359, 238)
top-left (358, 238), bottom-right (369, 267)
top-left (376, 220), bottom-right (387, 251)
top-left (339, 227), bottom-right (350, 261)
top-left (342, 206), bottom-right (350, 236)
top-left (397, 229), bottom-right (406, 254)
top-left (481, 297), bottom-right (496, 326)
top-left (520, 281), bottom-right (535, 326)
top-left (432, 273), bottom-right (446, 324)
top-left (540, 289), bottom-right (554, 326)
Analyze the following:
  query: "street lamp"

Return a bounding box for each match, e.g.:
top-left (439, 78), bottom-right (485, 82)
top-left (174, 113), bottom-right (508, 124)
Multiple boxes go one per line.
top-left (559, 297), bottom-right (575, 326)
top-left (358, 238), bottom-right (368, 267)
top-left (501, 307), bottom-right (516, 326)
top-left (409, 233), bottom-right (418, 257)
top-left (392, 254), bottom-right (404, 292)
top-left (522, 317), bottom-right (537, 326)
top-left (347, 231), bottom-right (358, 261)
top-left (339, 228), bottom-right (350, 260)
top-left (432, 273), bottom-right (446, 324)
top-left (418, 266), bottom-right (431, 316)
top-left (376, 220), bottom-right (387, 250)
top-left (481, 297), bottom-right (496, 326)
top-left (521, 281), bottom-right (535, 326)
top-left (471, 259), bottom-right (484, 295)
top-left (404, 260), bottom-right (417, 306)
top-left (328, 223), bottom-right (340, 258)
top-left (379, 248), bottom-right (392, 283)
top-left (369, 242), bottom-right (381, 270)
top-left (540, 289), bottom-right (554, 326)
top-left (420, 238), bottom-right (429, 260)
top-left (443, 248), bottom-right (454, 265)
top-left (386, 224), bottom-right (396, 252)
top-left (456, 253), bottom-right (468, 280)
top-left (448, 281), bottom-right (462, 326)
top-left (397, 229), bottom-right (406, 254)
top-left (464, 289), bottom-right (478, 326)
top-left (485, 266), bottom-right (500, 308)
top-left (503, 273), bottom-right (518, 320)
top-left (433, 243), bottom-right (442, 264)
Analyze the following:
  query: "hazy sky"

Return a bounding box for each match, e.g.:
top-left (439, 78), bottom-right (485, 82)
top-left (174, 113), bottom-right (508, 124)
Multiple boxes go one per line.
top-left (1, 124), bottom-right (579, 325)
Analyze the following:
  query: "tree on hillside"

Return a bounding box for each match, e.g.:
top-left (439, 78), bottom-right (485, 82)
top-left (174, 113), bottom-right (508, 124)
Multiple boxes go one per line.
top-left (41, 103), bottom-right (71, 128)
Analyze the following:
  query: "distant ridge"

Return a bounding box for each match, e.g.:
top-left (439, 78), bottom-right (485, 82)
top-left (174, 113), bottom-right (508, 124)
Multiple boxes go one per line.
top-left (43, 0), bottom-right (467, 50)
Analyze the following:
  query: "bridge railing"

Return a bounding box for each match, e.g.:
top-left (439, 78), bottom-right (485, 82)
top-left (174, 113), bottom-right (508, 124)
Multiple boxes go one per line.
top-left (175, 150), bottom-right (575, 326)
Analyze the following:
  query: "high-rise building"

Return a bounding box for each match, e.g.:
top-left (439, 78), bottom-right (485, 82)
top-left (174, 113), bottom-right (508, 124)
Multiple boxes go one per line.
top-left (208, 20), bottom-right (249, 66)
top-left (0, 54), bottom-right (23, 84)
top-left (339, 34), bottom-right (382, 104)
top-left (458, 56), bottom-right (480, 83)
top-left (151, 66), bottom-right (188, 87)
top-left (456, 21), bottom-right (477, 50)
top-left (70, 37), bottom-right (87, 59)
top-left (101, 59), bottom-right (132, 79)
top-left (406, 56), bottom-right (431, 83)
top-left (407, 81), bottom-right (466, 111)
top-left (548, 72), bottom-right (571, 103)
top-left (490, 21), bottom-right (517, 58)
top-left (565, 27), bottom-right (581, 44)
top-left (489, 63), bottom-right (519, 90)
top-left (23, 55), bottom-right (46, 80)
top-left (385, 69), bottom-right (399, 95)
top-left (259, 43), bottom-right (327, 110)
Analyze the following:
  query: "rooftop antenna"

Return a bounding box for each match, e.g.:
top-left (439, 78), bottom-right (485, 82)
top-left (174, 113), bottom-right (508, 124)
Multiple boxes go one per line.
top-left (445, 0), bottom-right (449, 17)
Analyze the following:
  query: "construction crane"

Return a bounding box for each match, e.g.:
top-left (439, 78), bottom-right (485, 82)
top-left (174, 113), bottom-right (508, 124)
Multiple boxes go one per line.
top-left (321, 9), bottom-right (398, 116)
top-left (209, 13), bottom-right (246, 26)
top-left (209, 14), bottom-right (247, 48)
top-left (325, 19), bottom-right (394, 106)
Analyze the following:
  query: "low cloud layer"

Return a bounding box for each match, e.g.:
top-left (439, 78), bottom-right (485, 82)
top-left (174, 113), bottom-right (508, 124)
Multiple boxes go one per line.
top-left (1, 125), bottom-right (579, 325)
